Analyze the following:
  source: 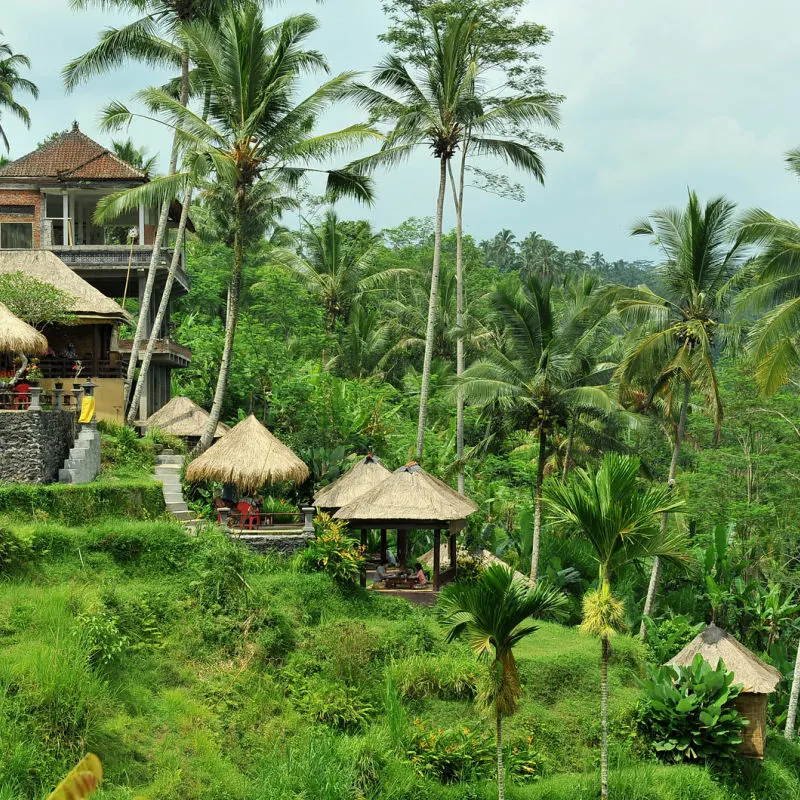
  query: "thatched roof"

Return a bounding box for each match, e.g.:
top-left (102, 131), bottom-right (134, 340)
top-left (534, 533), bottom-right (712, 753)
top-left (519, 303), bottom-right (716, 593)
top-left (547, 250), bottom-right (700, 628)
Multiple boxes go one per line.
top-left (420, 546), bottom-right (528, 582)
top-left (334, 462), bottom-right (478, 524)
top-left (140, 395), bottom-right (228, 439)
top-left (0, 251), bottom-right (129, 324)
top-left (314, 454), bottom-right (391, 510)
top-left (667, 623), bottom-right (782, 694)
top-left (185, 414), bottom-right (309, 492)
top-left (0, 302), bottom-right (48, 354)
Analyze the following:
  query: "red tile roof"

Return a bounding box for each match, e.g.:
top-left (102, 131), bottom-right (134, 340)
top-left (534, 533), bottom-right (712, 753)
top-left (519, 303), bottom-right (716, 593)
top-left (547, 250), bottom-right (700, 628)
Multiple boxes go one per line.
top-left (0, 123), bottom-right (146, 182)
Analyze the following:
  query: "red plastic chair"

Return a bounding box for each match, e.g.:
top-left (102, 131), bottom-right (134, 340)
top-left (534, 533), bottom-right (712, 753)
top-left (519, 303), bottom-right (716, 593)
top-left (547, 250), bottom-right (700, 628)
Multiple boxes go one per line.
top-left (236, 501), bottom-right (260, 531)
top-left (13, 383), bottom-right (30, 410)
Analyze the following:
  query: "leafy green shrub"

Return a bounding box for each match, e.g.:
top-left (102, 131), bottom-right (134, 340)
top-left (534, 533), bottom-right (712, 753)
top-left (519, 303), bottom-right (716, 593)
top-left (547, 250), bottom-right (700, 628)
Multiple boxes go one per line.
top-left (407, 719), bottom-right (493, 783)
top-left (142, 426), bottom-right (186, 453)
top-left (0, 481), bottom-right (164, 523)
top-left (637, 653), bottom-right (747, 762)
top-left (100, 422), bottom-right (155, 473)
top-left (294, 676), bottom-right (373, 732)
top-left (506, 735), bottom-right (544, 783)
top-left (643, 615), bottom-right (704, 665)
top-left (296, 513), bottom-right (365, 584)
top-left (75, 606), bottom-right (129, 667)
top-left (0, 526), bottom-right (35, 574)
top-left (91, 520), bottom-right (193, 570)
top-left (389, 653), bottom-right (478, 700)
top-left (378, 615), bottom-right (445, 660)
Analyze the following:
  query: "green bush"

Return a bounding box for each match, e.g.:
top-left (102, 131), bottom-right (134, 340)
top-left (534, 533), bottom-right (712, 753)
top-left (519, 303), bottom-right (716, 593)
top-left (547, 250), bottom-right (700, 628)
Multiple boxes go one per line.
top-left (0, 526), bottom-right (35, 574)
top-left (293, 675), bottom-right (373, 732)
top-left (75, 605), bottom-right (129, 667)
top-left (407, 719), bottom-right (494, 783)
top-left (91, 520), bottom-right (193, 570)
top-left (296, 513), bottom-right (365, 584)
top-left (643, 615), bottom-right (705, 665)
top-left (0, 481), bottom-right (165, 523)
top-left (389, 653), bottom-right (478, 700)
top-left (637, 653), bottom-right (747, 762)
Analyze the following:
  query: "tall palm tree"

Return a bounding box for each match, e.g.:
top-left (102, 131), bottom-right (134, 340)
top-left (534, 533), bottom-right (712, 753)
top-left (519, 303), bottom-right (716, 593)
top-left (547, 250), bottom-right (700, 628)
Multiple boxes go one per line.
top-left (273, 210), bottom-right (400, 332)
top-left (787, 640), bottom-right (800, 741)
top-left (99, 4), bottom-right (374, 451)
top-left (0, 33), bottom-right (39, 151)
top-left (346, 10), bottom-right (481, 462)
top-left (439, 564), bottom-right (566, 800)
top-left (111, 138), bottom-right (158, 177)
top-left (65, 0), bottom-right (246, 417)
top-left (615, 190), bottom-right (748, 627)
top-left (459, 273), bottom-right (619, 585)
top-left (544, 454), bottom-right (688, 800)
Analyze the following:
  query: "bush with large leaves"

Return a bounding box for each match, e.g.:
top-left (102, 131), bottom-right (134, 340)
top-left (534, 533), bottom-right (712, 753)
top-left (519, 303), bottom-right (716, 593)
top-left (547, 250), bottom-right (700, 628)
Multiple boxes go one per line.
top-left (637, 652), bottom-right (747, 762)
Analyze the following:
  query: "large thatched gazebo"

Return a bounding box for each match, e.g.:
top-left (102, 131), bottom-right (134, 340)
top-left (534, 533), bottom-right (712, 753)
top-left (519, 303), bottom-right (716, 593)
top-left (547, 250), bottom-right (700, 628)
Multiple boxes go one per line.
top-left (0, 302), bottom-right (48, 355)
top-left (334, 462), bottom-right (478, 590)
top-left (139, 395), bottom-right (229, 443)
top-left (668, 623), bottom-right (782, 759)
top-left (185, 414), bottom-right (309, 493)
top-left (313, 453), bottom-right (391, 512)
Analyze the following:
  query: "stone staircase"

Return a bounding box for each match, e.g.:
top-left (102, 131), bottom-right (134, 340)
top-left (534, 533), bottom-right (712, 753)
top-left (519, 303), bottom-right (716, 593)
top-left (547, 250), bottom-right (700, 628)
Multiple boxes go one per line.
top-left (154, 452), bottom-right (195, 524)
top-left (58, 422), bottom-right (101, 484)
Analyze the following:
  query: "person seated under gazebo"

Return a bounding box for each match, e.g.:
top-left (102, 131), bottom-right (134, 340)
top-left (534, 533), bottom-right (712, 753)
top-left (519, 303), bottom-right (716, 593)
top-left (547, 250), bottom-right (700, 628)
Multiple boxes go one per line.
top-left (413, 562), bottom-right (427, 588)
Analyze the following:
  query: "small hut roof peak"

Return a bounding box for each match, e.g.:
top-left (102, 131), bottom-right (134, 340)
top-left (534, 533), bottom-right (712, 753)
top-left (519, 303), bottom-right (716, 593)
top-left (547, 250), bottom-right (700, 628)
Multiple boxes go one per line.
top-left (140, 396), bottom-right (229, 439)
top-left (314, 452), bottom-right (391, 510)
top-left (667, 623), bottom-right (782, 694)
top-left (185, 414), bottom-right (308, 492)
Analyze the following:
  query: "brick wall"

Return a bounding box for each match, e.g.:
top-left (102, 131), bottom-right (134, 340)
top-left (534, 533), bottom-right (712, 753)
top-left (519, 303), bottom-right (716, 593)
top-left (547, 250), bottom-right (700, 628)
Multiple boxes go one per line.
top-left (0, 189), bottom-right (41, 247)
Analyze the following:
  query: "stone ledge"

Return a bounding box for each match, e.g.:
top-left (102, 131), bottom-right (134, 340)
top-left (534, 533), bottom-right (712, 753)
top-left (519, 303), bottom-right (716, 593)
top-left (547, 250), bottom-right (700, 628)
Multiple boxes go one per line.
top-left (230, 533), bottom-right (314, 555)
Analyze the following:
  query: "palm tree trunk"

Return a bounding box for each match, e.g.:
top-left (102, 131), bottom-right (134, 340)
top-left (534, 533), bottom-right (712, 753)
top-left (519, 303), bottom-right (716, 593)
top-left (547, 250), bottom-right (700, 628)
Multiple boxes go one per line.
top-left (126, 182), bottom-right (192, 425)
top-left (786, 639), bottom-right (800, 740)
top-left (640, 377), bottom-right (691, 635)
top-left (530, 425), bottom-right (547, 586)
top-left (197, 194), bottom-right (244, 453)
top-left (496, 708), bottom-right (505, 800)
top-left (123, 49), bottom-right (189, 419)
top-left (600, 635), bottom-right (610, 800)
top-left (415, 155), bottom-right (449, 461)
top-left (448, 150), bottom-right (467, 494)
top-left (562, 421), bottom-right (574, 481)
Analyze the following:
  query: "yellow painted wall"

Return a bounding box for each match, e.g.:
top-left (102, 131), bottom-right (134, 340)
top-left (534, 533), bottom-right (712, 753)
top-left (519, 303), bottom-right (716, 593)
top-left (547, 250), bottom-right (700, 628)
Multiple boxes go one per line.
top-left (40, 378), bottom-right (125, 423)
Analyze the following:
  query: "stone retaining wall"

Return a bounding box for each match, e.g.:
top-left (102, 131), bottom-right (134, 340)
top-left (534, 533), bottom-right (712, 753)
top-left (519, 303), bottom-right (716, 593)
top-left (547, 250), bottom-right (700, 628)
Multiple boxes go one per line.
top-left (0, 409), bottom-right (75, 484)
top-left (231, 533), bottom-right (314, 556)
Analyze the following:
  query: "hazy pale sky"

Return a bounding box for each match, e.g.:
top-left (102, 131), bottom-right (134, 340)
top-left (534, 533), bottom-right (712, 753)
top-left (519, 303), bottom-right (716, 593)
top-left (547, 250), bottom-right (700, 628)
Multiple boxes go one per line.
top-left (3, 0), bottom-right (800, 260)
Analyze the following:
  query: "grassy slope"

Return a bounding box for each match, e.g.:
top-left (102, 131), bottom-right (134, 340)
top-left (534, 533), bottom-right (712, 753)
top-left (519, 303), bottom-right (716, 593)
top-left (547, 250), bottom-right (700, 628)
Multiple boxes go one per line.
top-left (0, 518), bottom-right (798, 800)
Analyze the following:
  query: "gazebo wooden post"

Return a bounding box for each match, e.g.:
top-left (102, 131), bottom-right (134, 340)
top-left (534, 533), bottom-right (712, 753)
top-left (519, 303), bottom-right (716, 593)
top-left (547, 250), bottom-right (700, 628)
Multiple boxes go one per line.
top-left (398, 529), bottom-right (407, 569)
top-left (360, 528), bottom-right (368, 588)
top-left (449, 530), bottom-right (457, 576)
top-left (433, 528), bottom-right (441, 591)
top-left (380, 529), bottom-right (387, 563)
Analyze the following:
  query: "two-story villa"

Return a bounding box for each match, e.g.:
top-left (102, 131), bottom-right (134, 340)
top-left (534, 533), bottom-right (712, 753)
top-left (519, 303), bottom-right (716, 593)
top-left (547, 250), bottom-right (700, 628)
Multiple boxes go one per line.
top-left (0, 122), bottom-right (191, 421)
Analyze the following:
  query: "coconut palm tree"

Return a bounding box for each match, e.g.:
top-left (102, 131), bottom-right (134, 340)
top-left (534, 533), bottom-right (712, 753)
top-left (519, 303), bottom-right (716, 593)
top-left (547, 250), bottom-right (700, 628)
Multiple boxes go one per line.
top-left (459, 272), bottom-right (620, 585)
top-left (787, 641), bottom-right (800, 741)
top-left (544, 454), bottom-right (688, 800)
top-left (111, 138), bottom-right (158, 177)
top-left (65, 0), bottom-right (248, 417)
top-left (98, 4), bottom-right (374, 451)
top-left (615, 190), bottom-right (749, 627)
top-left (439, 564), bottom-right (566, 800)
top-left (0, 33), bottom-right (39, 151)
top-left (272, 210), bottom-right (402, 332)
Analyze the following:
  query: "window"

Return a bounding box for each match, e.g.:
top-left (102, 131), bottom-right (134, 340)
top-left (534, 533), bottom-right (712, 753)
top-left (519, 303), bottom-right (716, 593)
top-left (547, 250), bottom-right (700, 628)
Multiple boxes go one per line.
top-left (0, 204), bottom-right (35, 216)
top-left (0, 223), bottom-right (33, 249)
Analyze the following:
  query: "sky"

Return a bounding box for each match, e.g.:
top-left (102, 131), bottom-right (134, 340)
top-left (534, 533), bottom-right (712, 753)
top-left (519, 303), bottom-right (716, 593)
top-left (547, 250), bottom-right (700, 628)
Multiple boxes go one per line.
top-left (2, 0), bottom-right (800, 261)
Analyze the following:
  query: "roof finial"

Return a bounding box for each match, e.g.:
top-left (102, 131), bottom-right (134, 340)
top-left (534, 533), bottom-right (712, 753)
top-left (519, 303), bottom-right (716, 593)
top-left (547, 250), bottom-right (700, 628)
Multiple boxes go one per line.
top-left (72, 120), bottom-right (79, 132)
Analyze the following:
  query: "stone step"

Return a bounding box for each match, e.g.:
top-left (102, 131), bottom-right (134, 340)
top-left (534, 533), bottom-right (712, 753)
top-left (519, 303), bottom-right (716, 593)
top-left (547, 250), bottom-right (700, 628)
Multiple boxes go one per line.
top-left (156, 454), bottom-right (184, 466)
top-left (155, 464), bottom-right (182, 474)
top-left (163, 493), bottom-right (185, 504)
top-left (170, 510), bottom-right (194, 521)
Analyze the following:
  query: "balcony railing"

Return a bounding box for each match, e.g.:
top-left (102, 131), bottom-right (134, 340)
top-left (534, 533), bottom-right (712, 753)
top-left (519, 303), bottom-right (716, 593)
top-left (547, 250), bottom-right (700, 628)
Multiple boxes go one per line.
top-left (46, 245), bottom-right (187, 283)
top-left (36, 357), bottom-right (122, 379)
top-left (119, 338), bottom-right (192, 366)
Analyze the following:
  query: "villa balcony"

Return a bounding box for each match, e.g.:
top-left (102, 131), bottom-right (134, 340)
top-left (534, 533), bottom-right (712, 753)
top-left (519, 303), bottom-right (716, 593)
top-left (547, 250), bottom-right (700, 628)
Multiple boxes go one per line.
top-left (46, 245), bottom-right (188, 295)
top-left (119, 338), bottom-right (192, 368)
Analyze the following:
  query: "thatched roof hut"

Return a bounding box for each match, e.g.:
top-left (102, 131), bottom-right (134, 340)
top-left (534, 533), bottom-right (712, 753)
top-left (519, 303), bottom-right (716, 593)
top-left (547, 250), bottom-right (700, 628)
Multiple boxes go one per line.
top-left (140, 395), bottom-right (228, 440)
top-left (0, 251), bottom-right (129, 324)
top-left (0, 302), bottom-right (48, 355)
top-left (668, 623), bottom-right (782, 759)
top-left (313, 454), bottom-right (391, 511)
top-left (185, 414), bottom-right (308, 492)
top-left (333, 462), bottom-right (478, 527)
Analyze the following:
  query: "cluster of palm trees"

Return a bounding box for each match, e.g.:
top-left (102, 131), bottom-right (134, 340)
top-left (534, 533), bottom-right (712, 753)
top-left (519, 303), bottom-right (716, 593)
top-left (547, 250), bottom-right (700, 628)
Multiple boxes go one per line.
top-left (0, 31), bottom-right (38, 154)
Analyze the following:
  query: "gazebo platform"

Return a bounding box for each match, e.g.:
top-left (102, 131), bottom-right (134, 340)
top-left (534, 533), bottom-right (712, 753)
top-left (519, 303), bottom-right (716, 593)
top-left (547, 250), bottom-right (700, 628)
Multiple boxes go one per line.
top-left (369, 585), bottom-right (437, 606)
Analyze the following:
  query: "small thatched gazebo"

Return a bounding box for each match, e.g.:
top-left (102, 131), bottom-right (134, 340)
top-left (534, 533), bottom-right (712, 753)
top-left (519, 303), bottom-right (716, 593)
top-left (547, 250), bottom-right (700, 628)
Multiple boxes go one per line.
top-left (185, 414), bottom-right (309, 493)
top-left (139, 396), bottom-right (229, 442)
top-left (0, 302), bottom-right (48, 355)
top-left (313, 453), bottom-right (391, 512)
top-left (334, 462), bottom-right (478, 590)
top-left (668, 623), bottom-right (782, 759)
